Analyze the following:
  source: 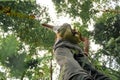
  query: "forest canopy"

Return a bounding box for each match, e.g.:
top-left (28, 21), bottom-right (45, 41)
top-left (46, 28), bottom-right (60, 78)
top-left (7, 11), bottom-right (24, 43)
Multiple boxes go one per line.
top-left (0, 0), bottom-right (120, 80)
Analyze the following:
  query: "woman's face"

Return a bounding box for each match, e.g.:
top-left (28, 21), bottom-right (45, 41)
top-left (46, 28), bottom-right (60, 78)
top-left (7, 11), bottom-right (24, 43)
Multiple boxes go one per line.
top-left (57, 25), bottom-right (81, 43)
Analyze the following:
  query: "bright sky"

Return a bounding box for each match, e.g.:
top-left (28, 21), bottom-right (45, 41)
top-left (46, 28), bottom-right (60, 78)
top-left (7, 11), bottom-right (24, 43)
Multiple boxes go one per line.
top-left (36, 0), bottom-right (72, 25)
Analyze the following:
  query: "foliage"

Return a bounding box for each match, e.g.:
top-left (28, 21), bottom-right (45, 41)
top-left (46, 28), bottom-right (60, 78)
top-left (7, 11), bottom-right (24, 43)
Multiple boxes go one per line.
top-left (0, 1), bottom-right (55, 49)
top-left (0, 0), bottom-right (120, 79)
top-left (0, 0), bottom-right (54, 79)
top-left (0, 34), bottom-right (53, 79)
top-left (52, 0), bottom-right (93, 24)
top-left (93, 14), bottom-right (120, 69)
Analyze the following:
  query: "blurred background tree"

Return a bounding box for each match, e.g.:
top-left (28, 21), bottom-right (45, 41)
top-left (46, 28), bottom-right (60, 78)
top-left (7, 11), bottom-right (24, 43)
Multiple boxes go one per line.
top-left (0, 0), bottom-right (54, 79)
top-left (0, 0), bottom-right (120, 80)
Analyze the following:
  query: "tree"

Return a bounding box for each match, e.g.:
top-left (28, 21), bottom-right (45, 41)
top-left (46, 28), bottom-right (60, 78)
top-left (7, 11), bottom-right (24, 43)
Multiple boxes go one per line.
top-left (0, 0), bottom-right (54, 79)
top-left (92, 14), bottom-right (120, 80)
top-left (0, 0), bottom-right (120, 79)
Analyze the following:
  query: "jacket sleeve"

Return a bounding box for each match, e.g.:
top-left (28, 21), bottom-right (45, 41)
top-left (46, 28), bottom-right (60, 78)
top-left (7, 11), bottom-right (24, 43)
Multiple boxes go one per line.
top-left (54, 47), bottom-right (89, 80)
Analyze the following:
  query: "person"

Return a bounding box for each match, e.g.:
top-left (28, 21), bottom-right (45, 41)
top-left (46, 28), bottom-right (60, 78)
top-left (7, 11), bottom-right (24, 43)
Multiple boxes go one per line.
top-left (42, 23), bottom-right (111, 80)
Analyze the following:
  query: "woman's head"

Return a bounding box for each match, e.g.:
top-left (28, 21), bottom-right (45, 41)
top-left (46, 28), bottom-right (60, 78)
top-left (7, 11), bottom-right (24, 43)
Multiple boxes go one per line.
top-left (42, 23), bottom-right (82, 43)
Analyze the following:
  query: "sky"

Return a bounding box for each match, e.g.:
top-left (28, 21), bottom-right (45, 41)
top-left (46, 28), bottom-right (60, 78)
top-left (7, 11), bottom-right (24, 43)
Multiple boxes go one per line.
top-left (36, 0), bottom-right (72, 25)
